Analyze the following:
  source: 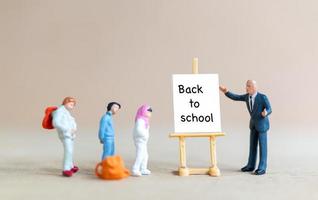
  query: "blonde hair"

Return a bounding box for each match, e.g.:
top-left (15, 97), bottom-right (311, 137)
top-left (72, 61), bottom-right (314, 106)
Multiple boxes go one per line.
top-left (62, 97), bottom-right (76, 105)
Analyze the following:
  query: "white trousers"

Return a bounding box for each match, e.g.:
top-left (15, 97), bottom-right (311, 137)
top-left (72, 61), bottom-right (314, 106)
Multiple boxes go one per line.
top-left (57, 130), bottom-right (74, 171)
top-left (132, 141), bottom-right (148, 172)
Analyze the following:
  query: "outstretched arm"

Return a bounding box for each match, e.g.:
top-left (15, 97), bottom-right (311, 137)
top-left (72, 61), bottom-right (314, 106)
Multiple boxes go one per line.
top-left (225, 91), bottom-right (247, 101)
top-left (219, 85), bottom-right (246, 101)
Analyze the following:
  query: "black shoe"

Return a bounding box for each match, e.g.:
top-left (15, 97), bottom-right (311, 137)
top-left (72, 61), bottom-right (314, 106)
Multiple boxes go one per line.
top-left (254, 169), bottom-right (266, 175)
top-left (241, 166), bottom-right (254, 172)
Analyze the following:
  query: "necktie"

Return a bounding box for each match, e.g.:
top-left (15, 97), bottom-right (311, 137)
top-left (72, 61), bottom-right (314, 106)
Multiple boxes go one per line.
top-left (249, 96), bottom-right (253, 112)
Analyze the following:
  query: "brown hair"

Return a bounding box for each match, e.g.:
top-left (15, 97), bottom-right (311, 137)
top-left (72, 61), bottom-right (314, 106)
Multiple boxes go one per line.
top-left (62, 97), bottom-right (76, 105)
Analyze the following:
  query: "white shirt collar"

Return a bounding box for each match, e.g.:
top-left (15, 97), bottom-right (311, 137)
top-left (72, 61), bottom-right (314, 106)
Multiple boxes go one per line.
top-left (249, 92), bottom-right (258, 99)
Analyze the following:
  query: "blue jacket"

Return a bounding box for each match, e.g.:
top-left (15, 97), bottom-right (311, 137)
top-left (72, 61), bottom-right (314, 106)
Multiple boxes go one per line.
top-left (98, 112), bottom-right (115, 142)
top-left (225, 92), bottom-right (272, 132)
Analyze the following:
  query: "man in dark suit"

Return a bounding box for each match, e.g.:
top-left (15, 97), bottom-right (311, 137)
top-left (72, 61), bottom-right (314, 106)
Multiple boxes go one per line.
top-left (219, 80), bottom-right (272, 175)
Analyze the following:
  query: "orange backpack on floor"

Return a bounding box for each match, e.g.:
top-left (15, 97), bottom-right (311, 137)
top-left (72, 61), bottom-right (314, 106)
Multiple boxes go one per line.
top-left (95, 156), bottom-right (130, 180)
top-left (42, 106), bottom-right (58, 129)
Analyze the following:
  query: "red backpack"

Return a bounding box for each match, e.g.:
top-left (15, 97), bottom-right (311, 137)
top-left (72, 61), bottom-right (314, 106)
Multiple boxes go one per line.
top-left (42, 106), bottom-right (58, 129)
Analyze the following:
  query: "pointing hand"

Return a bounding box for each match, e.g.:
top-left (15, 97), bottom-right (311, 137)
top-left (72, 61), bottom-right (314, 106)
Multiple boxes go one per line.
top-left (219, 85), bottom-right (228, 93)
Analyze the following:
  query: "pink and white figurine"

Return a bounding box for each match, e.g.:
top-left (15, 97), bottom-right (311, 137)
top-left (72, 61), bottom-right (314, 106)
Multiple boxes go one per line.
top-left (131, 104), bottom-right (153, 177)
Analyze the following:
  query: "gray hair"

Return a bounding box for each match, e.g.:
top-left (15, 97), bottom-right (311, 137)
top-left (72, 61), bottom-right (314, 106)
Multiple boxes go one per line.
top-left (247, 80), bottom-right (257, 86)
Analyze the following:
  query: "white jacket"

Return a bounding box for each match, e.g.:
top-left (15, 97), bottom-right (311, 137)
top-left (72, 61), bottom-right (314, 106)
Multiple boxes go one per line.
top-left (133, 119), bottom-right (149, 144)
top-left (52, 105), bottom-right (77, 139)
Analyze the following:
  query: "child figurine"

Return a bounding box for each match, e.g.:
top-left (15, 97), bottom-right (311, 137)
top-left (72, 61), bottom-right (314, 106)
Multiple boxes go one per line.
top-left (98, 102), bottom-right (121, 160)
top-left (52, 97), bottom-right (79, 177)
top-left (132, 104), bottom-right (152, 177)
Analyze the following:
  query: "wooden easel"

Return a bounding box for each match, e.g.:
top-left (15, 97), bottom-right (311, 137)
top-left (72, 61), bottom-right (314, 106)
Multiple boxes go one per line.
top-left (170, 58), bottom-right (225, 177)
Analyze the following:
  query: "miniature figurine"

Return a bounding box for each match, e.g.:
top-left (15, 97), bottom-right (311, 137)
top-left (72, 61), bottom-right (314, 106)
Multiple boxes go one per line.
top-left (98, 102), bottom-right (121, 160)
top-left (131, 104), bottom-right (152, 177)
top-left (52, 97), bottom-right (79, 177)
top-left (219, 80), bottom-right (272, 175)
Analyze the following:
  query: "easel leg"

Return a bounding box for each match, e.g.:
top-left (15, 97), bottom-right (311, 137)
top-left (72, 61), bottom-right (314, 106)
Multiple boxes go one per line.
top-left (179, 136), bottom-right (189, 176)
top-left (209, 136), bottom-right (221, 177)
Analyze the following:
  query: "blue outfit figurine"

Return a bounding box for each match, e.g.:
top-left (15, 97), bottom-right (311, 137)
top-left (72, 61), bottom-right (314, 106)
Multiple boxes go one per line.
top-left (98, 102), bottom-right (121, 160)
top-left (220, 80), bottom-right (272, 175)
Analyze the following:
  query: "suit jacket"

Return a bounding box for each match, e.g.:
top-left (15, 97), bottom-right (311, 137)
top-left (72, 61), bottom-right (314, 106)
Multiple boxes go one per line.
top-left (225, 92), bottom-right (272, 132)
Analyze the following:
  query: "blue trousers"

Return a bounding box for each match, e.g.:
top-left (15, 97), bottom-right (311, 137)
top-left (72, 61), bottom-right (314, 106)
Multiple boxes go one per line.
top-left (102, 138), bottom-right (115, 160)
top-left (246, 128), bottom-right (268, 171)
